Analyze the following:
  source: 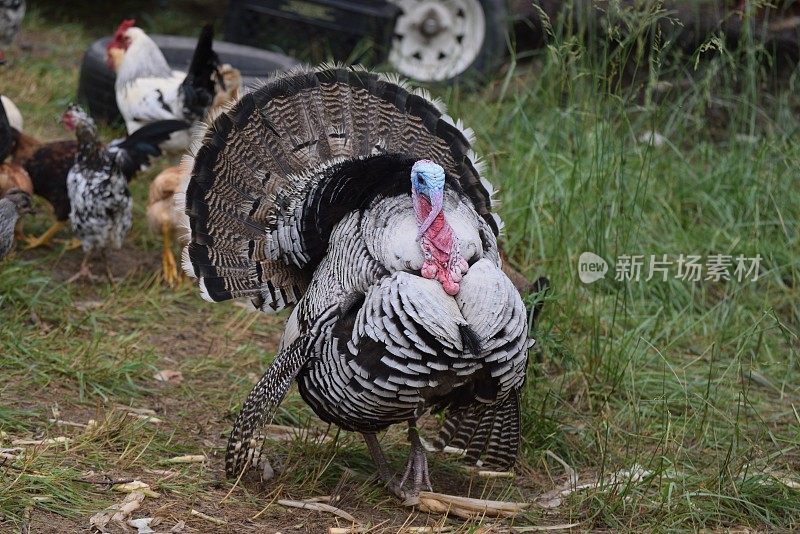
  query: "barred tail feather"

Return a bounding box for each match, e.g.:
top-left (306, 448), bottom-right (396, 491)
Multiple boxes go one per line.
top-left (434, 391), bottom-right (521, 470)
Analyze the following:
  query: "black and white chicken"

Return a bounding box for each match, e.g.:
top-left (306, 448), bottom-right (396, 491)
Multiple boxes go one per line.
top-left (107, 20), bottom-right (220, 156)
top-left (61, 105), bottom-right (187, 282)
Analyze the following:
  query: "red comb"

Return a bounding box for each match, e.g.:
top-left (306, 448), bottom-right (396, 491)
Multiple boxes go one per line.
top-left (107, 19), bottom-right (136, 51)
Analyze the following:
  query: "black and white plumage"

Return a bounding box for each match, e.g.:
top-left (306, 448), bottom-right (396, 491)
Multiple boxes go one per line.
top-left (0, 0), bottom-right (24, 63)
top-left (63, 105), bottom-right (187, 281)
top-left (0, 187), bottom-right (30, 259)
top-left (111, 22), bottom-right (220, 154)
top-left (181, 65), bottom-right (532, 498)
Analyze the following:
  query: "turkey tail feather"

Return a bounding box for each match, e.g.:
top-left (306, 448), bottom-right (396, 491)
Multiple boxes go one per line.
top-left (183, 65), bottom-right (500, 313)
top-left (434, 391), bottom-right (521, 470)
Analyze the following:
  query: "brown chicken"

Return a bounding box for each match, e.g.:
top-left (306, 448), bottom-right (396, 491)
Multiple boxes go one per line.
top-left (10, 128), bottom-right (79, 249)
top-left (147, 164), bottom-right (189, 287)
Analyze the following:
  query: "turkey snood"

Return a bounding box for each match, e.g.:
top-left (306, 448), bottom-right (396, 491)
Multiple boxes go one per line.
top-left (411, 159), bottom-right (469, 296)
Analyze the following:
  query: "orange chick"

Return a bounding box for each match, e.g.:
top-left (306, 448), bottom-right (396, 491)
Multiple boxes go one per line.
top-left (211, 63), bottom-right (242, 112)
top-left (147, 164), bottom-right (189, 287)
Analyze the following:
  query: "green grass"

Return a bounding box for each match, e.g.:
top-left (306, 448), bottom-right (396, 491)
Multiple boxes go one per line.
top-left (1, 1), bottom-right (799, 531)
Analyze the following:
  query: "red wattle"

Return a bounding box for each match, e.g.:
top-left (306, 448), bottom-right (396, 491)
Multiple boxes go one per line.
top-left (415, 195), bottom-right (467, 296)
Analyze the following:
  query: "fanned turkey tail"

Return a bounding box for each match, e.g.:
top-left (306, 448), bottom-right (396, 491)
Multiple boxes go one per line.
top-left (182, 64), bottom-right (501, 315)
top-left (181, 23), bottom-right (221, 121)
top-left (434, 390), bottom-right (521, 470)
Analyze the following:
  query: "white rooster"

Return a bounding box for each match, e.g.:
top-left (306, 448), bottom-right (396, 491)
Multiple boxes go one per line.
top-left (107, 20), bottom-right (220, 156)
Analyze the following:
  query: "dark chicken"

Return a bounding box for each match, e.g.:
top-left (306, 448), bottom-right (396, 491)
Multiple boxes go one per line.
top-left (12, 131), bottom-right (78, 248)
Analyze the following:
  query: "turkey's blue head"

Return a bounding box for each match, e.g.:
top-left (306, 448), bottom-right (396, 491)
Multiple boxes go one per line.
top-left (411, 159), bottom-right (445, 239)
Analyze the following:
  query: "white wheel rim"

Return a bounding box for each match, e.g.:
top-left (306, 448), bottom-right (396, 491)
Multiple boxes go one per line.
top-left (387, 0), bottom-right (486, 82)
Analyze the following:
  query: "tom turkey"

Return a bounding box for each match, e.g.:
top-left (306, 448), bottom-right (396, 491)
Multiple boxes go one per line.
top-left (181, 65), bottom-right (534, 500)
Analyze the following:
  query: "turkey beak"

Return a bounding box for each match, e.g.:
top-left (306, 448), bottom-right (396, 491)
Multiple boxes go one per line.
top-left (416, 189), bottom-right (443, 241)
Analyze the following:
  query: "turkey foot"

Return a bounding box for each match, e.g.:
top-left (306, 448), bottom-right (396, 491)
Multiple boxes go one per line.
top-left (390, 424), bottom-right (432, 504)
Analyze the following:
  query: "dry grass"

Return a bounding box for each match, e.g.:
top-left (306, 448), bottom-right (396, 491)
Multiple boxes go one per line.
top-left (1, 2), bottom-right (799, 532)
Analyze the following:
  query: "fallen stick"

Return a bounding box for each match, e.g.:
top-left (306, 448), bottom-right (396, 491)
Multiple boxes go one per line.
top-left (115, 405), bottom-right (157, 416)
top-left (128, 414), bottom-right (163, 424)
top-left (190, 509), bottom-right (226, 526)
top-left (419, 436), bottom-right (466, 456)
top-left (416, 492), bottom-right (530, 519)
top-left (513, 523), bottom-right (582, 532)
top-left (112, 480), bottom-right (161, 498)
top-left (164, 455), bottom-right (205, 464)
top-left (12, 437), bottom-right (71, 446)
top-left (47, 419), bottom-right (88, 428)
top-left (278, 499), bottom-right (357, 523)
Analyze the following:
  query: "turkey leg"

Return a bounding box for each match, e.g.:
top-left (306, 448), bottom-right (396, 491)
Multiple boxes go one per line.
top-left (385, 423), bottom-right (433, 504)
top-left (362, 432), bottom-right (394, 487)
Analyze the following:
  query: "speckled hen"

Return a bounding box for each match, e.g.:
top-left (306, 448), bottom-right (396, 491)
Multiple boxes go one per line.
top-left (181, 66), bottom-right (534, 500)
top-left (62, 105), bottom-right (187, 282)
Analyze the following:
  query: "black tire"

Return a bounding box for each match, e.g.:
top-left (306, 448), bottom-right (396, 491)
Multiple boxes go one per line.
top-left (386, 0), bottom-right (508, 84)
top-left (77, 35), bottom-right (300, 124)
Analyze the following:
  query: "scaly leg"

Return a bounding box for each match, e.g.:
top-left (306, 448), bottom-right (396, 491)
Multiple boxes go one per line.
top-left (160, 222), bottom-right (179, 287)
top-left (388, 423), bottom-right (433, 503)
top-left (14, 220), bottom-right (24, 243)
top-left (101, 249), bottom-right (116, 284)
top-left (24, 221), bottom-right (66, 250)
top-left (67, 251), bottom-right (99, 283)
top-left (362, 432), bottom-right (395, 487)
